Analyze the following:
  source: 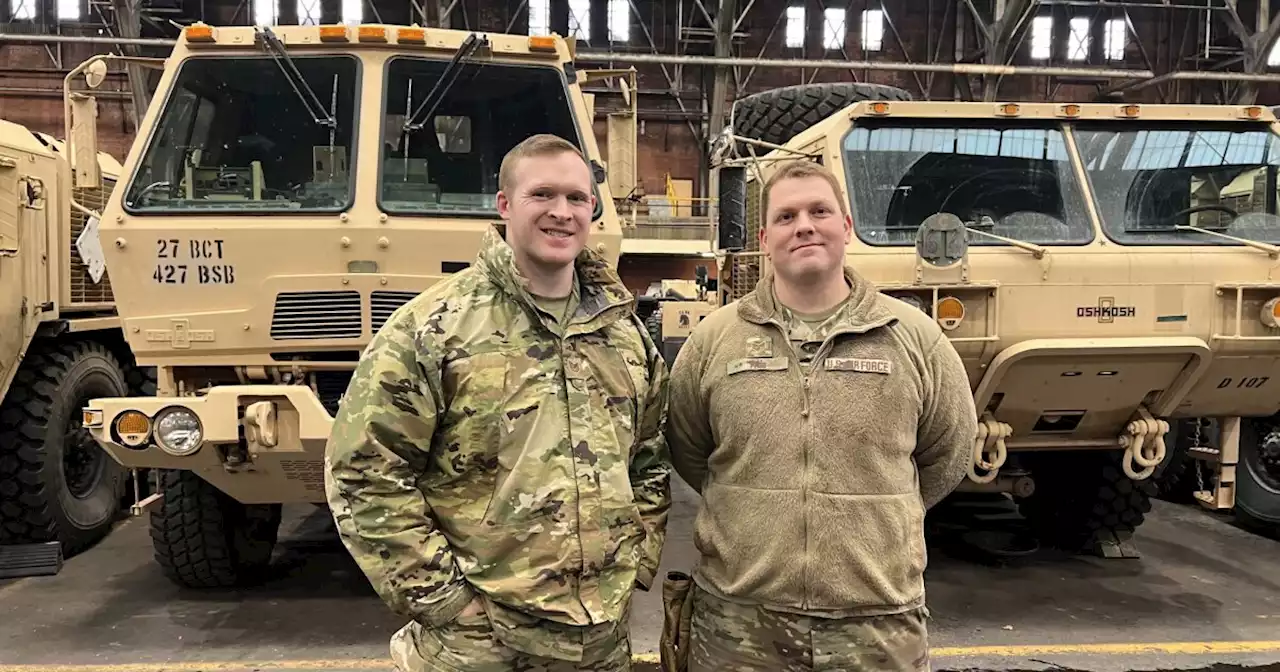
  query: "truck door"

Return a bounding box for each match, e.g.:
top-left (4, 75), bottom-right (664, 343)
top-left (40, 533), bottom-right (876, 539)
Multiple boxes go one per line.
top-left (0, 153), bottom-right (25, 389)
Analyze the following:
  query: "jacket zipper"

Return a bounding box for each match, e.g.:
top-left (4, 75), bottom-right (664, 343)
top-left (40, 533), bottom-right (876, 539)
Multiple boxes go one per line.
top-left (765, 313), bottom-right (894, 611)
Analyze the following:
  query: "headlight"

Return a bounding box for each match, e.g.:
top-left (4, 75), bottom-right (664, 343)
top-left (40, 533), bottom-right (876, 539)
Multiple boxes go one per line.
top-left (153, 407), bottom-right (203, 456)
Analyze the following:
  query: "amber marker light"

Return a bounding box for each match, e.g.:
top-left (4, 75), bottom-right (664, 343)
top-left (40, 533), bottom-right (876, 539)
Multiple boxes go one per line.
top-left (529, 35), bottom-right (558, 51)
top-left (184, 23), bottom-right (215, 42)
top-left (114, 410), bottom-right (153, 448)
top-left (1260, 297), bottom-right (1280, 328)
top-left (936, 296), bottom-right (965, 331)
top-left (319, 25), bottom-right (349, 41)
top-left (358, 25), bottom-right (388, 42)
top-left (398, 27), bottom-right (426, 44)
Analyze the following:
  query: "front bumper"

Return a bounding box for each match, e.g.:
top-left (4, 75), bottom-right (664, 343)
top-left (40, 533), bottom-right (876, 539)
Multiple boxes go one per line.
top-left (83, 384), bottom-right (335, 504)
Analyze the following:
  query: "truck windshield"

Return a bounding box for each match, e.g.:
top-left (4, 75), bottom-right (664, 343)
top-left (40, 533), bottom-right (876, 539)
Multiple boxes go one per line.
top-left (1073, 122), bottom-right (1280, 245)
top-left (121, 55), bottom-right (358, 214)
top-left (379, 56), bottom-right (586, 216)
top-left (841, 120), bottom-right (1094, 246)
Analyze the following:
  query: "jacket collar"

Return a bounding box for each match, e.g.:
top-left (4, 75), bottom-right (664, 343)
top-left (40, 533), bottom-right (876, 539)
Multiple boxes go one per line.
top-left (474, 224), bottom-right (634, 328)
top-left (737, 264), bottom-right (896, 331)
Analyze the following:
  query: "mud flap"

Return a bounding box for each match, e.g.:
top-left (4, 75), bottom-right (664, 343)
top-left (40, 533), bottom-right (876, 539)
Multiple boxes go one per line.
top-left (660, 570), bottom-right (694, 672)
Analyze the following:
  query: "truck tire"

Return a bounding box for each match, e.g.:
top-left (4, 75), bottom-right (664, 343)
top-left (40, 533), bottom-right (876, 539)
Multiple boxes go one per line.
top-left (645, 308), bottom-right (663, 350)
top-left (150, 468), bottom-right (282, 588)
top-left (1016, 451), bottom-right (1155, 554)
top-left (1235, 418), bottom-right (1280, 527)
top-left (0, 339), bottom-right (130, 556)
top-left (731, 82), bottom-right (913, 148)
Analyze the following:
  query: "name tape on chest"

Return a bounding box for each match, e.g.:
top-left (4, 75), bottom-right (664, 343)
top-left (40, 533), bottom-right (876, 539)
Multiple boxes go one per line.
top-left (824, 357), bottom-right (893, 375)
top-left (727, 356), bottom-right (789, 375)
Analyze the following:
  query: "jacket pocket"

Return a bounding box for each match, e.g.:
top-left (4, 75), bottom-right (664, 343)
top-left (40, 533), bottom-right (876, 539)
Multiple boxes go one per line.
top-left (693, 482), bottom-right (807, 608)
top-left (805, 491), bottom-right (926, 611)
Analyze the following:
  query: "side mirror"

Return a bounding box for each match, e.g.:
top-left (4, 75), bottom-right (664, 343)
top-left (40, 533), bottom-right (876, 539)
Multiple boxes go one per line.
top-left (716, 166), bottom-right (747, 251)
top-left (591, 159), bottom-right (607, 185)
top-left (84, 60), bottom-right (108, 89)
top-left (69, 93), bottom-right (101, 190)
top-left (914, 212), bottom-right (968, 267)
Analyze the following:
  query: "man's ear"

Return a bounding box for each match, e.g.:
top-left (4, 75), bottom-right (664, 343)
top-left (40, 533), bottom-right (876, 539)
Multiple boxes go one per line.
top-left (843, 213), bottom-right (852, 243)
top-left (496, 190), bottom-right (512, 220)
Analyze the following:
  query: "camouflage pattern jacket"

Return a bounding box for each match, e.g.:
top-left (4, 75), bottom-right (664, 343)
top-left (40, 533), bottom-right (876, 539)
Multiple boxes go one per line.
top-left (666, 265), bottom-right (976, 619)
top-left (324, 225), bottom-right (671, 660)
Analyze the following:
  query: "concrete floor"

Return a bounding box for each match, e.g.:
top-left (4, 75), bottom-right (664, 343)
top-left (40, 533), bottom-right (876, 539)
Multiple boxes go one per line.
top-left (1, 478), bottom-right (1279, 672)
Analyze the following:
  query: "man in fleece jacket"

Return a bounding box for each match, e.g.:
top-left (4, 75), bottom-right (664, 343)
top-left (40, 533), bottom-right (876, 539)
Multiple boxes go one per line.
top-left (664, 159), bottom-right (978, 671)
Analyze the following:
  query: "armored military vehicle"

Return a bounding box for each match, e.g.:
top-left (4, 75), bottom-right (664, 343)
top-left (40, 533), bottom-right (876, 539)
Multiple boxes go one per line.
top-left (0, 104), bottom-right (154, 570)
top-left (72, 22), bottom-right (638, 587)
top-left (709, 83), bottom-right (1280, 555)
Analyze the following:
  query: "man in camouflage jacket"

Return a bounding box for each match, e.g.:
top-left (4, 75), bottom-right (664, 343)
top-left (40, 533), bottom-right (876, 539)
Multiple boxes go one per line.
top-left (324, 134), bottom-right (672, 672)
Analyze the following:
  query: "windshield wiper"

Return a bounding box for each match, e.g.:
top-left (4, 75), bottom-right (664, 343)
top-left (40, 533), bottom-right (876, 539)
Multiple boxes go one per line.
top-left (1175, 224), bottom-right (1280, 258)
top-left (963, 215), bottom-right (1049, 259)
top-left (402, 32), bottom-right (489, 135)
top-left (255, 26), bottom-right (337, 131)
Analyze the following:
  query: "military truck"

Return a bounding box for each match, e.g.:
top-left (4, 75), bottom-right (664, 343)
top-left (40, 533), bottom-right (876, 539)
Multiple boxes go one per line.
top-left (0, 108), bottom-right (154, 568)
top-left (707, 84), bottom-right (1280, 555)
top-left (72, 22), bottom-right (639, 588)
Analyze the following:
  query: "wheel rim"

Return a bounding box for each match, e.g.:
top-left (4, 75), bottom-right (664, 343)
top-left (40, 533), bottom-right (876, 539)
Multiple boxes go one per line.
top-left (1252, 423), bottom-right (1280, 492)
top-left (62, 407), bottom-right (107, 500)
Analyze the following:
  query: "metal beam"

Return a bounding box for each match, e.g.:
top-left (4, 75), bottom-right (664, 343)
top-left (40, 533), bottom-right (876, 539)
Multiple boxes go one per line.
top-left (110, 0), bottom-right (153, 130)
top-left (8, 27), bottom-right (1280, 88)
top-left (575, 50), bottom-right (1280, 84)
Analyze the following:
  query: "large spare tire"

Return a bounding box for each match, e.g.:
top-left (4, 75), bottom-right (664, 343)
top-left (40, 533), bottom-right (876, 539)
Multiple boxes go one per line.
top-left (731, 82), bottom-right (914, 148)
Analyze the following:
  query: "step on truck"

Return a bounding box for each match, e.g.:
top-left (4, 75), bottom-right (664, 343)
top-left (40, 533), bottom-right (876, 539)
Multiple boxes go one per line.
top-left (0, 105), bottom-right (156, 574)
top-left (708, 85), bottom-right (1280, 554)
top-left (71, 22), bottom-right (638, 588)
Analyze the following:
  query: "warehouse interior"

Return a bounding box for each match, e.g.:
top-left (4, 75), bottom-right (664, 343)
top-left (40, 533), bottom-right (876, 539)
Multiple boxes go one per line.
top-left (5, 0), bottom-right (1280, 197)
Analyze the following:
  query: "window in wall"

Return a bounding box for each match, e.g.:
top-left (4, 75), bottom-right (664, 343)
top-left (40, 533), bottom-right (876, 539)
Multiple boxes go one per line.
top-left (861, 9), bottom-right (883, 52)
top-left (342, 0), bottom-right (361, 25)
top-left (1030, 15), bottom-right (1052, 60)
top-left (9, 0), bottom-right (33, 20)
top-left (1067, 17), bottom-right (1090, 61)
top-left (252, 0), bottom-right (277, 25)
top-left (823, 8), bottom-right (846, 50)
top-left (57, 0), bottom-right (80, 20)
top-left (528, 0), bottom-right (550, 36)
top-left (568, 0), bottom-right (591, 41)
top-left (1104, 18), bottom-right (1127, 61)
top-left (609, 0), bottom-right (630, 42)
top-left (296, 0), bottom-right (320, 25)
top-left (785, 5), bottom-right (805, 49)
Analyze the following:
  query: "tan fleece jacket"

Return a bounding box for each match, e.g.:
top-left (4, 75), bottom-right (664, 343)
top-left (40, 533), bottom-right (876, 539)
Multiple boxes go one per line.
top-left (665, 266), bottom-right (977, 618)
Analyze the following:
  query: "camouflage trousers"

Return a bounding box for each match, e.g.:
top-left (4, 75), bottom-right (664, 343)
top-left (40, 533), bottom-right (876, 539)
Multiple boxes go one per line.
top-left (686, 586), bottom-right (930, 672)
top-left (389, 608), bottom-right (632, 672)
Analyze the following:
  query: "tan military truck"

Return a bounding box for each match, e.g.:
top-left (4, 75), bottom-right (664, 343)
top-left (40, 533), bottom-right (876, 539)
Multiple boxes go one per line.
top-left (72, 22), bottom-right (638, 587)
top-left (708, 84), bottom-right (1280, 555)
top-left (0, 113), bottom-right (154, 571)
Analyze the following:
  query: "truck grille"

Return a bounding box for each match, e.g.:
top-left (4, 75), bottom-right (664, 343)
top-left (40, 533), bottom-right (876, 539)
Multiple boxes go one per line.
top-left (270, 290), bottom-right (362, 340)
top-left (370, 290), bottom-right (421, 333)
top-left (68, 178), bottom-right (116, 306)
top-left (314, 371), bottom-right (354, 415)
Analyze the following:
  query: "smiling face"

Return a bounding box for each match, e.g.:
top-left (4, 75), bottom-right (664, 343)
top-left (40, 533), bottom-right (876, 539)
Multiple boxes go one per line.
top-left (496, 137), bottom-right (596, 276)
top-left (759, 164), bottom-right (852, 285)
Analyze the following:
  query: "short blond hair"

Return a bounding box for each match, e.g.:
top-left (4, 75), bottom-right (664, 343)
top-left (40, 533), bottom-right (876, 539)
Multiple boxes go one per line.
top-left (498, 134), bottom-right (587, 193)
top-left (761, 160), bottom-right (850, 225)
